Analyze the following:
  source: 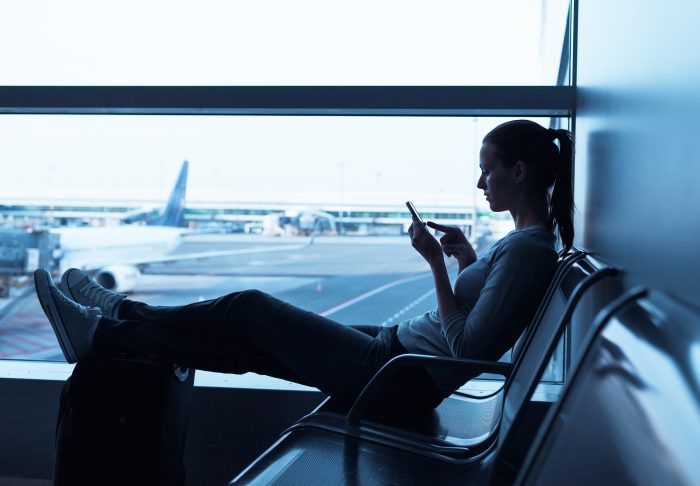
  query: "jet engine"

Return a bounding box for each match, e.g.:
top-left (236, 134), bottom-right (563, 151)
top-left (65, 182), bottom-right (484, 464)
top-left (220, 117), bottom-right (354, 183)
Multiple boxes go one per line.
top-left (94, 265), bottom-right (142, 293)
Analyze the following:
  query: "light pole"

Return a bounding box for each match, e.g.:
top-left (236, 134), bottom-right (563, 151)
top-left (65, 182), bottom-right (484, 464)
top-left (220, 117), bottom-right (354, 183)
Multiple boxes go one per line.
top-left (471, 117), bottom-right (479, 238)
top-left (339, 161), bottom-right (345, 230)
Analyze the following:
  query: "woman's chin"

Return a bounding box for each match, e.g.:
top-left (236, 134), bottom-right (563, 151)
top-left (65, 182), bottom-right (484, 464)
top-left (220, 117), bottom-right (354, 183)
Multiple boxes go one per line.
top-left (488, 202), bottom-right (505, 212)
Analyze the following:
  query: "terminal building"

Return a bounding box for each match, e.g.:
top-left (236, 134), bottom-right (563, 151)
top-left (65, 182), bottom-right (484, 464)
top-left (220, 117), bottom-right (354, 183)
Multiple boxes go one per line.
top-left (0, 199), bottom-right (480, 236)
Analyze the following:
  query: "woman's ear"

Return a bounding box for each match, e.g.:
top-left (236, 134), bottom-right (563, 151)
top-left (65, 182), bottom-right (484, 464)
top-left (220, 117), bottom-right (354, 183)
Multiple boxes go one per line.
top-left (513, 160), bottom-right (527, 184)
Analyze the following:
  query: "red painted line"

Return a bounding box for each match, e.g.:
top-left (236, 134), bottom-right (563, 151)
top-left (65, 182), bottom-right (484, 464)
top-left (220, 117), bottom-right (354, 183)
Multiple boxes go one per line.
top-left (0, 337), bottom-right (28, 352)
top-left (0, 331), bottom-right (52, 349)
top-left (8, 331), bottom-right (57, 347)
top-left (0, 343), bottom-right (59, 359)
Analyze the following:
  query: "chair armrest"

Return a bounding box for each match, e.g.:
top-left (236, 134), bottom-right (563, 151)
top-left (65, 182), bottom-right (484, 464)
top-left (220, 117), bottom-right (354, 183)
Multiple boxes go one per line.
top-left (346, 353), bottom-right (512, 426)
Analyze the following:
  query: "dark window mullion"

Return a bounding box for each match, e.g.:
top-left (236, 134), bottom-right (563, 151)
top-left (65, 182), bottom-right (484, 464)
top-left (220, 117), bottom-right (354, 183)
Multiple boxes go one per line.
top-left (0, 86), bottom-right (574, 116)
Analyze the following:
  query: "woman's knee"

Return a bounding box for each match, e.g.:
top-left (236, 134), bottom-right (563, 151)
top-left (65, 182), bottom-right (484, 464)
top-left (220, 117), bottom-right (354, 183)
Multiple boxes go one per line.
top-left (224, 289), bottom-right (277, 316)
top-left (235, 289), bottom-right (269, 305)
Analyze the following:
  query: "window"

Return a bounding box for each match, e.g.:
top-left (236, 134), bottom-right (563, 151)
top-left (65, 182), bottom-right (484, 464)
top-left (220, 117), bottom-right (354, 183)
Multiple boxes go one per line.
top-left (0, 0), bottom-right (574, 388)
top-left (0, 0), bottom-right (570, 86)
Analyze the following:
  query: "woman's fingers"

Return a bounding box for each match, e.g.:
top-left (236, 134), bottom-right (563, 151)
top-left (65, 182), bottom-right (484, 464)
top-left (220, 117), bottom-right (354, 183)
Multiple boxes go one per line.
top-left (428, 221), bottom-right (465, 239)
top-left (443, 244), bottom-right (467, 258)
top-left (409, 221), bottom-right (428, 245)
top-left (409, 221), bottom-right (443, 263)
top-left (440, 231), bottom-right (463, 246)
top-left (426, 221), bottom-right (451, 233)
top-left (441, 244), bottom-right (454, 257)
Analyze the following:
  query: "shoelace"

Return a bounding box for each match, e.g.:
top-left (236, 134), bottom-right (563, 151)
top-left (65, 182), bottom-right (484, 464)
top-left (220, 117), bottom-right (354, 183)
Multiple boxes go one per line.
top-left (79, 279), bottom-right (117, 309)
top-left (51, 283), bottom-right (96, 320)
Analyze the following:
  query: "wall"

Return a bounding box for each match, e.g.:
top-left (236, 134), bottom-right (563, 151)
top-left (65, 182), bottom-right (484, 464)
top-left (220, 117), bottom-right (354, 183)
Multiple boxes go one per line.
top-left (574, 0), bottom-right (700, 307)
top-left (0, 378), bottom-right (323, 485)
top-left (6, 5), bottom-right (700, 482)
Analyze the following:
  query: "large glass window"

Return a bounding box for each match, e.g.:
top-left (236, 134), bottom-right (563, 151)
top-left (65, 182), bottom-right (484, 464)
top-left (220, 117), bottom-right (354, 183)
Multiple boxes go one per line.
top-left (0, 116), bottom-right (567, 370)
top-left (0, 0), bottom-right (575, 390)
top-left (0, 0), bottom-right (570, 86)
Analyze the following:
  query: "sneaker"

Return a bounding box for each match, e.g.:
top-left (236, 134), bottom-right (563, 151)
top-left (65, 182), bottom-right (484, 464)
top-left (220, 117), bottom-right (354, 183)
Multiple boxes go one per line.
top-left (34, 268), bottom-right (101, 363)
top-left (61, 268), bottom-right (124, 320)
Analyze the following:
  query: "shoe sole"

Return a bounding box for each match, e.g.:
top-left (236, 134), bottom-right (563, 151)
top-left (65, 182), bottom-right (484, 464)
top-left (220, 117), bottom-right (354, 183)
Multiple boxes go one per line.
top-left (34, 269), bottom-right (78, 363)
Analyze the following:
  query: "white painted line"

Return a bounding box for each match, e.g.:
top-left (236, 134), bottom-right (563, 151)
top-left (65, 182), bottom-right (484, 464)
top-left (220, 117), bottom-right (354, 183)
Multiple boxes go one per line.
top-left (379, 288), bottom-right (436, 326)
top-left (320, 273), bottom-right (430, 317)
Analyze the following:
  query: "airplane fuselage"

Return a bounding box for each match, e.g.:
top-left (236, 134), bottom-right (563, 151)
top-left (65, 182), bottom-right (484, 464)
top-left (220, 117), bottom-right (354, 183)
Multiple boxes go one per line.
top-left (52, 225), bottom-right (182, 274)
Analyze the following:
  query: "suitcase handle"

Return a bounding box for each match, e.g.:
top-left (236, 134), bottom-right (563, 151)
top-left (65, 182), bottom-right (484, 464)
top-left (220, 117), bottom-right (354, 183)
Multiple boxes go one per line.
top-left (173, 365), bottom-right (189, 382)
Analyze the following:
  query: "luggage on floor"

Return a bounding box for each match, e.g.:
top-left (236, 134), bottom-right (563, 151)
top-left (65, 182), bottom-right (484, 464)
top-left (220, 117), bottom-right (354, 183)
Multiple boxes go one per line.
top-left (54, 357), bottom-right (194, 486)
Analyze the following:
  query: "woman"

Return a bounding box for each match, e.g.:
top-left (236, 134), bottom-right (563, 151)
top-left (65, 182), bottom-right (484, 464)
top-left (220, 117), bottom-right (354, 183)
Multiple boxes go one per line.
top-left (35, 120), bottom-right (574, 414)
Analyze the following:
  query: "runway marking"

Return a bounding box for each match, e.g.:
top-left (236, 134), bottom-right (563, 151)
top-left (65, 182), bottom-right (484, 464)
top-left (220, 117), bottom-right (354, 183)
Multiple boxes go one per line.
top-left (379, 288), bottom-right (436, 327)
top-left (0, 331), bottom-right (54, 349)
top-left (0, 337), bottom-right (27, 352)
top-left (320, 273), bottom-right (431, 317)
top-left (0, 343), bottom-right (60, 359)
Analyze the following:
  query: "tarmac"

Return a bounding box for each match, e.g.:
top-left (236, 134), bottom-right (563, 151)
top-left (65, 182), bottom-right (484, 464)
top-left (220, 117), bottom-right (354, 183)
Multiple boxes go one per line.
top-left (0, 234), bottom-right (460, 361)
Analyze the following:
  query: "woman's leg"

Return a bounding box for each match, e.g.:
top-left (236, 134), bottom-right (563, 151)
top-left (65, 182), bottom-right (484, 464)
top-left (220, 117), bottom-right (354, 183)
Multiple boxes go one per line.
top-left (94, 290), bottom-right (397, 403)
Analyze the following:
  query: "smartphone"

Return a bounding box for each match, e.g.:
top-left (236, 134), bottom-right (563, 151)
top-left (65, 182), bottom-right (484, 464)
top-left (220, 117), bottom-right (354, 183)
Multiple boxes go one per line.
top-left (405, 201), bottom-right (423, 223)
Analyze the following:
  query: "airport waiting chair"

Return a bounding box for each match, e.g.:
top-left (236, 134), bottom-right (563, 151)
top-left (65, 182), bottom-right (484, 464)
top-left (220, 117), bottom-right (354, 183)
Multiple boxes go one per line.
top-left (230, 262), bottom-right (631, 485)
top-left (515, 288), bottom-right (700, 486)
top-left (283, 250), bottom-right (615, 463)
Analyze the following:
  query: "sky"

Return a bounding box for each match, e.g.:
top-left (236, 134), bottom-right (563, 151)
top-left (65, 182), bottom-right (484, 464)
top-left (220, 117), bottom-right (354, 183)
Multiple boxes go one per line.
top-left (0, 0), bottom-right (568, 86)
top-left (0, 1), bottom-right (568, 210)
top-left (0, 116), bottom-right (559, 209)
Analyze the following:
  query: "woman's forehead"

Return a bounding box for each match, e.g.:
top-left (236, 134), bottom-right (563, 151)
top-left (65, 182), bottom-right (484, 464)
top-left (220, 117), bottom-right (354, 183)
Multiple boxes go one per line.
top-left (479, 142), bottom-right (499, 166)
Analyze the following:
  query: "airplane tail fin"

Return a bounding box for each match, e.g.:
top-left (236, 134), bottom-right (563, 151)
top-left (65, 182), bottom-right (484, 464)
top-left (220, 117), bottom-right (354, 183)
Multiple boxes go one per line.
top-left (151, 160), bottom-right (188, 227)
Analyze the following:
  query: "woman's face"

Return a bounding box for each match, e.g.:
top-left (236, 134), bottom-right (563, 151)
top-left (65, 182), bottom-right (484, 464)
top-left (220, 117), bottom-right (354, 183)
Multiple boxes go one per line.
top-left (477, 142), bottom-right (517, 212)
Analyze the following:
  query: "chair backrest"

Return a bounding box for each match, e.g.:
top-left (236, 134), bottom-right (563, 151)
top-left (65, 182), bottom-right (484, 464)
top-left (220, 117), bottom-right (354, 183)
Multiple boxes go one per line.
top-left (510, 250), bottom-right (585, 363)
top-left (516, 289), bottom-right (700, 486)
top-left (497, 255), bottom-right (620, 457)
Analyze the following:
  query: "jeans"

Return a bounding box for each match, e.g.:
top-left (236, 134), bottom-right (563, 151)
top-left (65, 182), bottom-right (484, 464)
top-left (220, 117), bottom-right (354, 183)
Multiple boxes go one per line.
top-left (94, 289), bottom-right (444, 412)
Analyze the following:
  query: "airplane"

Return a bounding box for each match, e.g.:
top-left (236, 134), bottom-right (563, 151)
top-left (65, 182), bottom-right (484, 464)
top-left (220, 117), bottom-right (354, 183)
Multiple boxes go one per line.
top-left (292, 209), bottom-right (337, 235)
top-left (51, 161), bottom-right (316, 293)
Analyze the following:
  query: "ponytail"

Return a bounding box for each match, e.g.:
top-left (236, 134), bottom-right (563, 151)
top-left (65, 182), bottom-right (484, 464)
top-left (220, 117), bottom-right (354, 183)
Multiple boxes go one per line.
top-left (549, 129), bottom-right (575, 255)
top-left (483, 120), bottom-right (575, 255)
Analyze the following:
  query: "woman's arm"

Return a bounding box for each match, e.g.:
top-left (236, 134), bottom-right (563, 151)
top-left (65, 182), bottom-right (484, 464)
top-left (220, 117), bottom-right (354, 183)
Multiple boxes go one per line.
top-left (411, 224), bottom-right (556, 359)
top-left (430, 259), bottom-right (461, 320)
top-left (408, 221), bottom-right (461, 319)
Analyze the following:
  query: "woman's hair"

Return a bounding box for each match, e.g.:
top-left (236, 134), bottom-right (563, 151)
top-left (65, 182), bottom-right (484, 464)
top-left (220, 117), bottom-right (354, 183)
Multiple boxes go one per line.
top-left (483, 120), bottom-right (575, 254)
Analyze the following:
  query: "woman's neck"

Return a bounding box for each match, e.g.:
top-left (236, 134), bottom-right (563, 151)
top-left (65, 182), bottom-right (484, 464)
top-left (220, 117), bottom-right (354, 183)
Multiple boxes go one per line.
top-left (510, 194), bottom-right (549, 231)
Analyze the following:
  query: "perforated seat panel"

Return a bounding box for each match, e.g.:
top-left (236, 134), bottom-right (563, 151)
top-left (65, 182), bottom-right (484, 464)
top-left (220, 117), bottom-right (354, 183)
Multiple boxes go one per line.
top-left (232, 428), bottom-right (490, 485)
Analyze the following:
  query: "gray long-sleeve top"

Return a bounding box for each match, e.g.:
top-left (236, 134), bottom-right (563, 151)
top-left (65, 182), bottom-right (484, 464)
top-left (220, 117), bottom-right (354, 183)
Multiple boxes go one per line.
top-left (396, 225), bottom-right (557, 394)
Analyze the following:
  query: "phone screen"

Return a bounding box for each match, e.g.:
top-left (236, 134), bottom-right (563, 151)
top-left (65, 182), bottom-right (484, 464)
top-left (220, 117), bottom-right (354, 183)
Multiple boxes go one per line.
top-left (405, 201), bottom-right (423, 223)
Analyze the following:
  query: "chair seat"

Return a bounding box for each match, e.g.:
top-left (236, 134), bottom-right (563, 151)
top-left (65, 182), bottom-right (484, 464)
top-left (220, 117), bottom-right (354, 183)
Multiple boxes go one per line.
top-left (291, 391), bottom-right (503, 461)
top-left (231, 427), bottom-right (494, 486)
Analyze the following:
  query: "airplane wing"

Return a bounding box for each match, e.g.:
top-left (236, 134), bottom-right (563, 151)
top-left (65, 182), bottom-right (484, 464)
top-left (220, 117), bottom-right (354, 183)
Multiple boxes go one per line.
top-left (119, 208), bottom-right (158, 224)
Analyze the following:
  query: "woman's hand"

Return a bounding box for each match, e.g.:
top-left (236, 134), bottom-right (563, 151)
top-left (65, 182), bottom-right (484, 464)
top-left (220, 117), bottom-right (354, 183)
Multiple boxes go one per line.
top-left (426, 221), bottom-right (477, 272)
top-left (408, 220), bottom-right (444, 266)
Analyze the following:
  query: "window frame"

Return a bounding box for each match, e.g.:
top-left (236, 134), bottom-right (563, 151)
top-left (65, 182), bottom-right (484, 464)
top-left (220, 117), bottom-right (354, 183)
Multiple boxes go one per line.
top-left (0, 85), bottom-right (573, 117)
